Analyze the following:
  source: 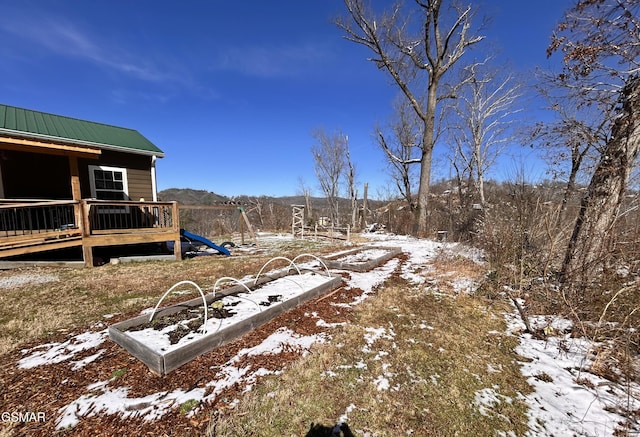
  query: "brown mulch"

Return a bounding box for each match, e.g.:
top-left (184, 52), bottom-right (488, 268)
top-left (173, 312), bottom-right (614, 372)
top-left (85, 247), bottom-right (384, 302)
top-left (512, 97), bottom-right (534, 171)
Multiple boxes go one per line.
top-left (0, 271), bottom-right (371, 437)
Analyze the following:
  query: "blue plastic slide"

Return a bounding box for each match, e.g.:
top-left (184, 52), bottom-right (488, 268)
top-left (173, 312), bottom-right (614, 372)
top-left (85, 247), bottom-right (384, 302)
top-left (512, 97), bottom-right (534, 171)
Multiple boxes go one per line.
top-left (180, 229), bottom-right (231, 256)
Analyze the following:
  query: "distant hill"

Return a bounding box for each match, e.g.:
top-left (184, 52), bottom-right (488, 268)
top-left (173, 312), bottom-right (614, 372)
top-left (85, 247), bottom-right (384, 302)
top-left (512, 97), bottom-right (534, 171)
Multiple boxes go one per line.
top-left (158, 188), bottom-right (230, 205)
top-left (159, 188), bottom-right (386, 212)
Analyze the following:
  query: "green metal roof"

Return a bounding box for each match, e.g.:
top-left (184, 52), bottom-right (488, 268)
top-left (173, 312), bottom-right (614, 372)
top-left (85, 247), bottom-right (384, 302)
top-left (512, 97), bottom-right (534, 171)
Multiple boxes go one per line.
top-left (0, 104), bottom-right (164, 157)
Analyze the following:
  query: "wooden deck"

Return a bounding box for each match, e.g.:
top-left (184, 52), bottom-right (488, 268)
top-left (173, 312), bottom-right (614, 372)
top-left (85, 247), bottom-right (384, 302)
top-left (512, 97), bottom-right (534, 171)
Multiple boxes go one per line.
top-left (0, 199), bottom-right (181, 267)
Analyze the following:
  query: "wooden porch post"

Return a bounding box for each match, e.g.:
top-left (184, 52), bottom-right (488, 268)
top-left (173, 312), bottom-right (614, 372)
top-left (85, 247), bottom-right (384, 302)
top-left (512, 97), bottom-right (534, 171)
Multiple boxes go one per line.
top-left (70, 156), bottom-right (95, 268)
top-left (69, 155), bottom-right (83, 225)
top-left (172, 202), bottom-right (182, 261)
top-left (81, 200), bottom-right (93, 268)
top-left (68, 156), bottom-right (82, 201)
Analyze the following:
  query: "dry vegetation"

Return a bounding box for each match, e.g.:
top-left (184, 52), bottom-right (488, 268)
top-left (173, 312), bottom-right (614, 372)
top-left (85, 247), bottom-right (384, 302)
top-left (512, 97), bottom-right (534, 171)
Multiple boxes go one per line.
top-left (371, 178), bottom-right (640, 416)
top-left (209, 273), bottom-right (531, 436)
top-left (0, 230), bottom-right (540, 436)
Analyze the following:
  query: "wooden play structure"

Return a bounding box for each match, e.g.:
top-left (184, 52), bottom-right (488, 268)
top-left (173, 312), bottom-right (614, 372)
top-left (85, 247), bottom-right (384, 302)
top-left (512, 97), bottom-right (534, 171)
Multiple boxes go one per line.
top-left (178, 204), bottom-right (259, 246)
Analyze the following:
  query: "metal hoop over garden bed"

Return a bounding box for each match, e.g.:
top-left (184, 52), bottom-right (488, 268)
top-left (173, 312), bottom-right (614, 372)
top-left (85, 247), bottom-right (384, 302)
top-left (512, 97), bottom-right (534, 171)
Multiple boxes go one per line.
top-left (108, 257), bottom-right (342, 375)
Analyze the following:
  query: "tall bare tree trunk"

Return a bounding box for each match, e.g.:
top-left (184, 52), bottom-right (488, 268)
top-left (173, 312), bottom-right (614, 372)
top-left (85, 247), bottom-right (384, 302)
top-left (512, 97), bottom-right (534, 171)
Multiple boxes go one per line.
top-left (361, 182), bottom-right (368, 228)
top-left (561, 76), bottom-right (640, 285)
top-left (416, 83), bottom-right (438, 236)
top-left (416, 146), bottom-right (434, 235)
top-left (557, 152), bottom-right (582, 227)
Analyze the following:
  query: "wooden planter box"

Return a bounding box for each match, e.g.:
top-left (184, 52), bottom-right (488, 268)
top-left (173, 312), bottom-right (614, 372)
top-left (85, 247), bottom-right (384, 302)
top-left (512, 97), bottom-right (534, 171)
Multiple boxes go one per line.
top-left (108, 271), bottom-right (342, 375)
top-left (321, 246), bottom-right (402, 272)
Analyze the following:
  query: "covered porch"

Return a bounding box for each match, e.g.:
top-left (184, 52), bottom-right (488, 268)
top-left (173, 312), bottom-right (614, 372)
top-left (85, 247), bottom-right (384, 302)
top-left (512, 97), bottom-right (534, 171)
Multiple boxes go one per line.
top-left (0, 199), bottom-right (181, 267)
top-left (0, 104), bottom-right (181, 267)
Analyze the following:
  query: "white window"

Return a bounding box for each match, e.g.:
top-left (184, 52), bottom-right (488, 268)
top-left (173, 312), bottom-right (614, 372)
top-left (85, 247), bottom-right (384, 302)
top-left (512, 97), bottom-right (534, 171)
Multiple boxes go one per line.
top-left (88, 165), bottom-right (129, 201)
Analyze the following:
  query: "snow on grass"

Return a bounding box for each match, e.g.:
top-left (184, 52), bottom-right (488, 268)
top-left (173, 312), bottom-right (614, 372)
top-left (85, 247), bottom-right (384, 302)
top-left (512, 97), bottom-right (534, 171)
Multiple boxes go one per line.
top-left (451, 277), bottom-right (479, 294)
top-left (358, 325), bottom-right (397, 393)
top-left (506, 310), bottom-right (640, 436)
top-left (473, 386), bottom-right (514, 418)
top-left (12, 232), bottom-right (639, 434)
top-left (18, 329), bottom-right (108, 369)
top-left (373, 373), bottom-right (391, 391)
top-left (338, 258), bottom-right (400, 306)
top-left (366, 233), bottom-right (638, 435)
top-left (362, 326), bottom-right (394, 353)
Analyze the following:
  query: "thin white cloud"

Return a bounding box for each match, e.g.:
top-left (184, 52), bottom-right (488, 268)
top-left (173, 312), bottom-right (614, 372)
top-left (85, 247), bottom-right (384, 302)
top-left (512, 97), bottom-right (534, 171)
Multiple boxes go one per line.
top-left (0, 10), bottom-right (183, 85)
top-left (211, 42), bottom-right (333, 78)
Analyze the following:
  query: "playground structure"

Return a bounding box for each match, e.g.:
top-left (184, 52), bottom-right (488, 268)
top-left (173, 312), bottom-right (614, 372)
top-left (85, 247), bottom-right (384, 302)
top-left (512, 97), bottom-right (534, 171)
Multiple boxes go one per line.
top-left (179, 229), bottom-right (231, 256)
top-left (290, 205), bottom-right (352, 242)
top-left (177, 204), bottom-right (259, 250)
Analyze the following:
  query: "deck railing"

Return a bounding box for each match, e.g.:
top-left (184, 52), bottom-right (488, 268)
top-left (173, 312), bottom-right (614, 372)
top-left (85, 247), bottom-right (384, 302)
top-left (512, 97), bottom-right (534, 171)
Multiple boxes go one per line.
top-left (0, 199), bottom-right (181, 265)
top-left (0, 200), bottom-right (78, 238)
top-left (84, 200), bottom-right (177, 235)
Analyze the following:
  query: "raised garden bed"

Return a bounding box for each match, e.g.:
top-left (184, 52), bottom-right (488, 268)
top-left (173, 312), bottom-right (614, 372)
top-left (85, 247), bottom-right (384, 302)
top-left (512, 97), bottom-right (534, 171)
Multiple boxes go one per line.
top-left (108, 269), bottom-right (341, 375)
top-left (321, 246), bottom-right (402, 272)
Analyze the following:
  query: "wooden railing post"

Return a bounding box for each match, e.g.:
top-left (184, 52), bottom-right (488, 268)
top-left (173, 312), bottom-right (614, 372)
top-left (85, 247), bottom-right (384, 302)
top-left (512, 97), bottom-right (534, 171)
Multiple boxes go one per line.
top-left (172, 202), bottom-right (182, 261)
top-left (80, 200), bottom-right (94, 267)
top-left (73, 201), bottom-right (82, 235)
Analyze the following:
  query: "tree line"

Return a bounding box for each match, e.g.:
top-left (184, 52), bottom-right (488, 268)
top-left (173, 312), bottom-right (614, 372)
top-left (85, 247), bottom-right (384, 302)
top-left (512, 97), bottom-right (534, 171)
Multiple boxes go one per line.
top-left (308, 0), bottom-right (640, 295)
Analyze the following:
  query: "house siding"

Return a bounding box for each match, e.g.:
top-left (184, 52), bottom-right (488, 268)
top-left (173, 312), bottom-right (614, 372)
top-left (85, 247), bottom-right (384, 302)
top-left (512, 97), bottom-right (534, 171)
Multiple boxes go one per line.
top-left (127, 168), bottom-right (153, 201)
top-left (79, 150), bottom-right (154, 200)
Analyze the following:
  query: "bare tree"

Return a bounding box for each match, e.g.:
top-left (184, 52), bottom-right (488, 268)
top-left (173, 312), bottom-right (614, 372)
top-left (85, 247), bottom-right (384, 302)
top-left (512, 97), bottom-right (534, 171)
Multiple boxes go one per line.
top-left (450, 61), bottom-right (522, 206)
top-left (547, 0), bottom-right (640, 283)
top-left (562, 77), bottom-right (640, 282)
top-left (532, 80), bottom-right (609, 224)
top-left (448, 142), bottom-right (472, 208)
top-left (375, 96), bottom-right (422, 209)
top-left (311, 128), bottom-right (348, 226)
top-left (344, 141), bottom-right (359, 229)
top-left (337, 0), bottom-right (484, 236)
top-left (248, 197), bottom-right (265, 229)
top-left (296, 177), bottom-right (313, 222)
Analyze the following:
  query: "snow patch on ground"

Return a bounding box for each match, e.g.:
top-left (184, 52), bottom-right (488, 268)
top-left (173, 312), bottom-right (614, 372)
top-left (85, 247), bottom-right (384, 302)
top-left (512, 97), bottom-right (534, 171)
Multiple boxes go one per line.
top-left (338, 258), bottom-right (399, 306)
top-left (474, 386), bottom-right (513, 418)
top-left (19, 329), bottom-right (108, 369)
top-left (57, 382), bottom-right (205, 429)
top-left (56, 327), bottom-right (324, 429)
top-left (506, 311), bottom-right (640, 436)
top-left (0, 273), bottom-right (58, 289)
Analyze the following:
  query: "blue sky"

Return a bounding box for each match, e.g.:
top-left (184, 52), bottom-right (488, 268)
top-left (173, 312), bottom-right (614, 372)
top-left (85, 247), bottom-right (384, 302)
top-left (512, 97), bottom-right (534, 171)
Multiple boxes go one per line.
top-left (0, 1), bottom-right (571, 199)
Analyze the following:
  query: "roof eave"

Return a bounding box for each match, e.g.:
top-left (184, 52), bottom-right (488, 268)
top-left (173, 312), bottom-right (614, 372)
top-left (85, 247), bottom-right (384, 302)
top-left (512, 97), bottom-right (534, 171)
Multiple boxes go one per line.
top-left (0, 128), bottom-right (165, 158)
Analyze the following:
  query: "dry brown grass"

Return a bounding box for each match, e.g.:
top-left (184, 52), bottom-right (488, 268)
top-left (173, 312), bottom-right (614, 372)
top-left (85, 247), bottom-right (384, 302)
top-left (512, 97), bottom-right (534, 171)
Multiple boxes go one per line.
top-left (0, 238), bottom-right (339, 355)
top-left (209, 274), bottom-right (531, 436)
